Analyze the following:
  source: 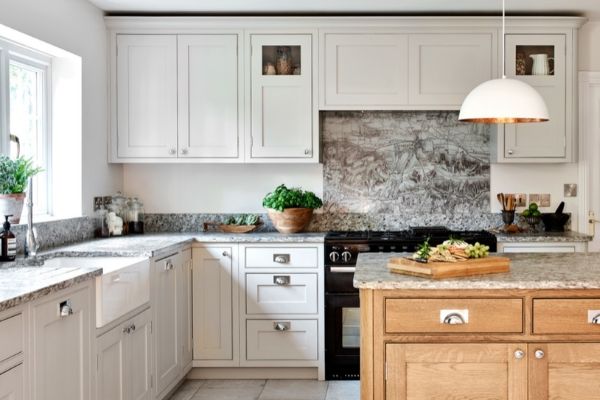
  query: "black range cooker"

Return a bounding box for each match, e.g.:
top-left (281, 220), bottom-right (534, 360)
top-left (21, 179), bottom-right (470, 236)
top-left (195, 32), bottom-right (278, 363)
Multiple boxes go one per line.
top-left (324, 227), bottom-right (497, 380)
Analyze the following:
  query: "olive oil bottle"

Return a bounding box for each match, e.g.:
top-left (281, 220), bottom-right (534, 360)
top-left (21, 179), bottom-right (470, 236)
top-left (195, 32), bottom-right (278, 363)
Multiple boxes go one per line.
top-left (0, 215), bottom-right (16, 261)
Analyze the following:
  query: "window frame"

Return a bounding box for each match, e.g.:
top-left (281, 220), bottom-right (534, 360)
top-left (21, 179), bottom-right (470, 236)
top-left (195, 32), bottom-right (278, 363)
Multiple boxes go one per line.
top-left (0, 37), bottom-right (52, 217)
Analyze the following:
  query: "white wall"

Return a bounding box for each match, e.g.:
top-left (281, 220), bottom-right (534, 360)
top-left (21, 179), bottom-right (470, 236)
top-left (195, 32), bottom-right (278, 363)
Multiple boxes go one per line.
top-left (0, 0), bottom-right (122, 216)
top-left (123, 164), bottom-right (323, 213)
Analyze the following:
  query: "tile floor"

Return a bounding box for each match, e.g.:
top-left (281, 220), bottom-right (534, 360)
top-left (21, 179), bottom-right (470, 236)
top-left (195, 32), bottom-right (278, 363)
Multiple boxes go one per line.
top-left (168, 379), bottom-right (360, 400)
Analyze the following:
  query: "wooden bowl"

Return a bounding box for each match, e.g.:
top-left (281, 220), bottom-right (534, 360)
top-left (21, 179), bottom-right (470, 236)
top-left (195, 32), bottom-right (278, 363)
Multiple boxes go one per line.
top-left (218, 223), bottom-right (262, 234)
top-left (267, 208), bottom-right (313, 234)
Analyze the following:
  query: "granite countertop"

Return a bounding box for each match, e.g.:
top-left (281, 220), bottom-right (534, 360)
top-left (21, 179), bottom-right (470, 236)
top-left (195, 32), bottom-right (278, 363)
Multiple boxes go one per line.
top-left (354, 252), bottom-right (600, 290)
top-left (493, 230), bottom-right (592, 243)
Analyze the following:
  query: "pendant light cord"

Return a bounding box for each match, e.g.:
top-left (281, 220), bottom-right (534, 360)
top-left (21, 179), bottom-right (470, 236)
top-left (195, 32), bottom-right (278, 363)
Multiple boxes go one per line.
top-left (502, 0), bottom-right (506, 78)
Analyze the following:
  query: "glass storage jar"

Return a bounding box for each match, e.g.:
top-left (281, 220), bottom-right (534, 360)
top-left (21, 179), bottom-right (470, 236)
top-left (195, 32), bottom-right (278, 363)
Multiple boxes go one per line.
top-left (127, 197), bottom-right (145, 234)
top-left (111, 192), bottom-right (129, 235)
top-left (94, 203), bottom-right (109, 238)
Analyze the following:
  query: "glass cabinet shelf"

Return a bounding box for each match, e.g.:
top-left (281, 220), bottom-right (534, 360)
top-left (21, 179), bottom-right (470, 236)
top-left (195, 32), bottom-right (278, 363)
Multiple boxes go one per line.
top-left (261, 45), bottom-right (301, 75)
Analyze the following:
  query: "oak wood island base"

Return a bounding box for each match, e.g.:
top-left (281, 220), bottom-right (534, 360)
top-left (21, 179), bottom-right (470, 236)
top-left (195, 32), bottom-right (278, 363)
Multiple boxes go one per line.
top-left (354, 252), bottom-right (600, 400)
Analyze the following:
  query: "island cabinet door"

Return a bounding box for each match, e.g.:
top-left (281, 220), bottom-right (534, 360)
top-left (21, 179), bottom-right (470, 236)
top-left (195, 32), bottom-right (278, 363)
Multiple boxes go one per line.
top-left (529, 343), bottom-right (600, 400)
top-left (385, 343), bottom-right (527, 400)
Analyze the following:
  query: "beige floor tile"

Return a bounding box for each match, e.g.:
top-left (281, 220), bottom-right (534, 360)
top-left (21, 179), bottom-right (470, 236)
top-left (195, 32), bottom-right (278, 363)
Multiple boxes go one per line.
top-left (325, 381), bottom-right (360, 400)
top-left (202, 380), bottom-right (266, 389)
top-left (192, 387), bottom-right (264, 400)
top-left (259, 380), bottom-right (329, 400)
top-left (168, 380), bottom-right (204, 400)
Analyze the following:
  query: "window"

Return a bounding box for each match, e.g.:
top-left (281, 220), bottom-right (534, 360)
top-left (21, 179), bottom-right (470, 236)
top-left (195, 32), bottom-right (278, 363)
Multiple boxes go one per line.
top-left (1, 38), bottom-right (51, 217)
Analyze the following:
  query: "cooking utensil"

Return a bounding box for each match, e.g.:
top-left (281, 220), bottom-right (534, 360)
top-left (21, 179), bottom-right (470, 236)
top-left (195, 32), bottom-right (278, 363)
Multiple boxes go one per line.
top-left (555, 201), bottom-right (565, 215)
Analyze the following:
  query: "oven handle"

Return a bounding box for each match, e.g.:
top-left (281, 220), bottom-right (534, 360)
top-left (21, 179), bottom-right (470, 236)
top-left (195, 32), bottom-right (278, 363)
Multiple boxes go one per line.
top-left (329, 266), bottom-right (356, 273)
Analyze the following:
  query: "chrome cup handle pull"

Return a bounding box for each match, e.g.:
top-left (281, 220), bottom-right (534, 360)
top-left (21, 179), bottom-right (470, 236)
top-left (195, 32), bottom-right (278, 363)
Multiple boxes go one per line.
top-left (165, 260), bottom-right (174, 271)
top-left (440, 310), bottom-right (469, 325)
top-left (273, 254), bottom-right (290, 264)
top-left (589, 311), bottom-right (600, 325)
top-left (273, 275), bottom-right (290, 286)
top-left (59, 300), bottom-right (73, 317)
top-left (273, 322), bottom-right (290, 331)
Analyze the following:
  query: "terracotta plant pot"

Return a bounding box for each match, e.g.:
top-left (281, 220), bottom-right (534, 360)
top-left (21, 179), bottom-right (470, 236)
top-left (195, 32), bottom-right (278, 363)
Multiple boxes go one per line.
top-left (0, 193), bottom-right (25, 224)
top-left (267, 208), bottom-right (314, 234)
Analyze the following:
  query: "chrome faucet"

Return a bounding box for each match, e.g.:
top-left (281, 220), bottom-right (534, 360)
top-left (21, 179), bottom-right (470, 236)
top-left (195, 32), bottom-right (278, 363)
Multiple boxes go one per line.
top-left (24, 177), bottom-right (39, 257)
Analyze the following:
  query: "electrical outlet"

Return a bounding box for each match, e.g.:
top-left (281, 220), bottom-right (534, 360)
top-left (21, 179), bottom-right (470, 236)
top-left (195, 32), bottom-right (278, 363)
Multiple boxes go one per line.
top-left (540, 194), bottom-right (551, 207)
top-left (564, 183), bottom-right (578, 197)
top-left (93, 197), bottom-right (103, 211)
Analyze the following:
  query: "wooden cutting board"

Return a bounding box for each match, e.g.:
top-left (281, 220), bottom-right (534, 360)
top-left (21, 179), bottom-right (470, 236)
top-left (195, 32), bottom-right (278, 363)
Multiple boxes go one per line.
top-left (387, 256), bottom-right (511, 279)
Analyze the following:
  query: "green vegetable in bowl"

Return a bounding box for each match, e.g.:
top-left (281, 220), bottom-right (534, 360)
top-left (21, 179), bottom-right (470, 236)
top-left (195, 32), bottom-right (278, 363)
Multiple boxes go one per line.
top-left (262, 184), bottom-right (323, 212)
top-left (224, 214), bottom-right (260, 225)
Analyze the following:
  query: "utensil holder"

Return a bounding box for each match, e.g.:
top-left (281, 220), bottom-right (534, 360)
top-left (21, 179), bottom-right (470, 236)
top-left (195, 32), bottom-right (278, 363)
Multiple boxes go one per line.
top-left (501, 210), bottom-right (515, 225)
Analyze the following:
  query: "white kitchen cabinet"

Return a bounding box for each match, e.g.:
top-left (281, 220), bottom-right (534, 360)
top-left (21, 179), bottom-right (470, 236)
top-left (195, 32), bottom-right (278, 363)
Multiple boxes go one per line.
top-left (115, 35), bottom-right (178, 159)
top-left (96, 308), bottom-right (152, 400)
top-left (177, 249), bottom-right (193, 370)
top-left (192, 245), bottom-right (238, 364)
top-left (178, 34), bottom-right (243, 160)
top-left (322, 33), bottom-right (409, 108)
top-left (30, 282), bottom-right (93, 400)
top-left (153, 252), bottom-right (180, 397)
top-left (408, 33), bottom-right (495, 106)
top-left (0, 364), bottom-right (24, 400)
top-left (246, 319), bottom-right (318, 361)
top-left (248, 34), bottom-right (318, 162)
top-left (497, 33), bottom-right (574, 162)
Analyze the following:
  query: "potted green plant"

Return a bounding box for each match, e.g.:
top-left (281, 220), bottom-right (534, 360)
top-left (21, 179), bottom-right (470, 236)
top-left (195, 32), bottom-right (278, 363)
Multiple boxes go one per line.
top-left (0, 156), bottom-right (43, 224)
top-left (262, 184), bottom-right (323, 233)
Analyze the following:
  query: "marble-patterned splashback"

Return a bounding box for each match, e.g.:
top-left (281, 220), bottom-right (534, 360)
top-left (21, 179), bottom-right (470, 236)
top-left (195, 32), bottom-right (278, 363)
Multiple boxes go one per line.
top-left (321, 111), bottom-right (492, 228)
top-left (12, 216), bottom-right (95, 254)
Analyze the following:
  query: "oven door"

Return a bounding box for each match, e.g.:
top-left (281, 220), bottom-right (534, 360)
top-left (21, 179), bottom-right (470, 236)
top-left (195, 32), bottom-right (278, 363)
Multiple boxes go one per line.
top-left (325, 293), bottom-right (360, 380)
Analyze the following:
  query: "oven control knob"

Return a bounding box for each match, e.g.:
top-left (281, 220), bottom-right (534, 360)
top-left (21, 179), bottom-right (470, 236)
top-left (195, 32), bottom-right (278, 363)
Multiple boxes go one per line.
top-left (329, 252), bottom-right (340, 262)
top-left (341, 251), bottom-right (352, 262)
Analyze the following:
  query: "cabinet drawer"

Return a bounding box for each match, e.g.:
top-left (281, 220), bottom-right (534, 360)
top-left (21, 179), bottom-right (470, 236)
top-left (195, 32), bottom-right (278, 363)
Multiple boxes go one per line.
top-left (246, 273), bottom-right (317, 315)
top-left (385, 298), bottom-right (523, 333)
top-left (0, 313), bottom-right (23, 363)
top-left (534, 299), bottom-right (600, 334)
top-left (244, 247), bottom-right (319, 268)
top-left (246, 319), bottom-right (318, 360)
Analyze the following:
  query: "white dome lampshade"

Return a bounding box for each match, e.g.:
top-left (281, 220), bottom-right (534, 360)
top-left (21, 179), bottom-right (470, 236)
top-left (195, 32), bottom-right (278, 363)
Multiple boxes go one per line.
top-left (458, 78), bottom-right (549, 124)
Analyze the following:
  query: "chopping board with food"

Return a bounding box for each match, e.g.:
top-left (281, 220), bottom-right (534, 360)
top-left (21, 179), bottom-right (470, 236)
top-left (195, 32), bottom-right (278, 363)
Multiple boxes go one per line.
top-left (387, 239), bottom-right (510, 279)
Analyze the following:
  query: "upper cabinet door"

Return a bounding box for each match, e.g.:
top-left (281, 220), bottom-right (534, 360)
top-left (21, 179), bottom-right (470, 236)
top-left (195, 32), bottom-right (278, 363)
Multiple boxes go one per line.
top-left (249, 34), bottom-right (315, 160)
top-left (502, 34), bottom-right (567, 160)
top-left (408, 33), bottom-right (495, 107)
top-left (178, 35), bottom-right (242, 160)
top-left (322, 34), bottom-right (409, 108)
top-left (116, 35), bottom-right (178, 158)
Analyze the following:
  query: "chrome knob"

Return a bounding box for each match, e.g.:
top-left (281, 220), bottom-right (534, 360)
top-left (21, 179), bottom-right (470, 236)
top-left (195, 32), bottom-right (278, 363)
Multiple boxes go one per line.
top-left (507, 149), bottom-right (514, 155)
top-left (123, 326), bottom-right (131, 334)
top-left (535, 349), bottom-right (545, 359)
top-left (164, 260), bottom-right (174, 271)
top-left (180, 148), bottom-right (188, 155)
top-left (130, 323), bottom-right (136, 333)
top-left (341, 251), bottom-right (352, 263)
top-left (514, 349), bottom-right (525, 359)
top-left (222, 251), bottom-right (229, 257)
top-left (304, 149), bottom-right (311, 155)
top-left (329, 252), bottom-right (340, 262)
top-left (169, 148), bottom-right (176, 155)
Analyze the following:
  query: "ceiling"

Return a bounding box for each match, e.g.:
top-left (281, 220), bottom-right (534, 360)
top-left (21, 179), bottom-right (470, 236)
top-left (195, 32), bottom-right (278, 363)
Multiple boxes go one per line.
top-left (88, 0), bottom-right (600, 17)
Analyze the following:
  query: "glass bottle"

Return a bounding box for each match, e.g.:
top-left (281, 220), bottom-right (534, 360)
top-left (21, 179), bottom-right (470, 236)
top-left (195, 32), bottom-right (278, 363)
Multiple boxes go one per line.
top-left (94, 203), bottom-right (109, 238)
top-left (127, 197), bottom-right (145, 234)
top-left (107, 202), bottom-right (124, 237)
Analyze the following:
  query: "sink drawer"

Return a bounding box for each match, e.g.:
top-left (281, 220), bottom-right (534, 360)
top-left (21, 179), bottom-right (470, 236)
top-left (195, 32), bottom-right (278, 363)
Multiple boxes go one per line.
top-left (534, 299), bottom-right (600, 334)
top-left (244, 246), bottom-right (319, 268)
top-left (0, 313), bottom-right (23, 363)
top-left (246, 273), bottom-right (318, 315)
top-left (385, 298), bottom-right (523, 334)
top-left (96, 258), bottom-right (150, 327)
top-left (246, 319), bottom-right (318, 360)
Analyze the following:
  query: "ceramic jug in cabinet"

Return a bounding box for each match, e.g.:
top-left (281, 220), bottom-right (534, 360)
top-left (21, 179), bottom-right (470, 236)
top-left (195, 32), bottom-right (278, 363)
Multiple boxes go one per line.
top-left (530, 53), bottom-right (553, 75)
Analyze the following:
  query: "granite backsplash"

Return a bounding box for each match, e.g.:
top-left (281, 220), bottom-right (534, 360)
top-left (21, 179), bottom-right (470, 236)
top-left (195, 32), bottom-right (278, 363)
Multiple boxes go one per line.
top-left (12, 217), bottom-right (95, 254)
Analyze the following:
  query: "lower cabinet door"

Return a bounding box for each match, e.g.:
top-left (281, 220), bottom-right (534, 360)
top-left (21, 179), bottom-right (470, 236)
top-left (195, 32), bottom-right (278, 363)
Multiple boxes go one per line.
top-left (246, 319), bottom-right (318, 361)
top-left (127, 309), bottom-right (152, 400)
top-left (0, 364), bottom-right (24, 400)
top-left (31, 284), bottom-right (92, 400)
top-left (97, 323), bottom-right (127, 400)
top-left (385, 343), bottom-right (527, 400)
top-left (530, 343), bottom-right (600, 400)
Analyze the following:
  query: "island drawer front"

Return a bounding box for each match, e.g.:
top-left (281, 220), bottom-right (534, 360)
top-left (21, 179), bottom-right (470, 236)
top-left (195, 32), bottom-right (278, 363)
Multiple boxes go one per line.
top-left (246, 319), bottom-right (318, 360)
top-left (246, 273), bottom-right (318, 315)
top-left (385, 298), bottom-right (523, 333)
top-left (244, 247), bottom-right (319, 268)
top-left (534, 299), bottom-right (600, 334)
top-left (0, 313), bottom-right (23, 363)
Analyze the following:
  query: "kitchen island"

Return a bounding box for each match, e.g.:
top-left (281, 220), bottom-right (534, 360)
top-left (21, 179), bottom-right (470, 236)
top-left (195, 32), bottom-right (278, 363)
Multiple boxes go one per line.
top-left (355, 252), bottom-right (600, 400)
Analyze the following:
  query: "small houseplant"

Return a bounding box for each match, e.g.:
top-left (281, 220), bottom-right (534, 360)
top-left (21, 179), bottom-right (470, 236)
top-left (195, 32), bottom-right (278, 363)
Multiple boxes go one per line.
top-left (0, 156), bottom-right (43, 223)
top-left (262, 184), bottom-right (323, 233)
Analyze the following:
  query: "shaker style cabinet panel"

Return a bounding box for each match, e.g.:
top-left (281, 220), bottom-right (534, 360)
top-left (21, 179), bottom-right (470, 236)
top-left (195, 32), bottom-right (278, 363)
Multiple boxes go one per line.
top-left (30, 282), bottom-right (92, 400)
top-left (385, 343), bottom-right (527, 400)
top-left (249, 34), bottom-right (316, 161)
top-left (116, 35), bottom-right (178, 159)
top-left (193, 246), bottom-right (237, 362)
top-left (322, 34), bottom-right (409, 108)
top-left (498, 34), bottom-right (573, 162)
top-left (97, 321), bottom-right (127, 400)
top-left (0, 364), bottom-right (24, 400)
top-left (178, 35), bottom-right (242, 160)
top-left (177, 249), bottom-right (194, 369)
top-left (408, 33), bottom-right (495, 106)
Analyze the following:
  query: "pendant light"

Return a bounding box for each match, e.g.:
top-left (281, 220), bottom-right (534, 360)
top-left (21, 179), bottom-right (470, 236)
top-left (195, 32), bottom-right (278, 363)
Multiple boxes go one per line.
top-left (458, 0), bottom-right (549, 124)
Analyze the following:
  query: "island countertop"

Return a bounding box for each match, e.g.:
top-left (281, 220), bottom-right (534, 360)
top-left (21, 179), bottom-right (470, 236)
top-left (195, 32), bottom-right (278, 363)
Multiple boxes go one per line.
top-left (353, 252), bottom-right (600, 290)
